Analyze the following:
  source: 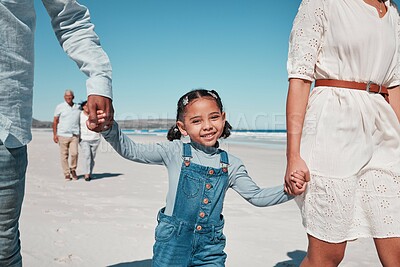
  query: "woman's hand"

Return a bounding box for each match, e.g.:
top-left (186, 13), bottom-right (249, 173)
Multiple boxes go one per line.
top-left (284, 156), bottom-right (310, 195)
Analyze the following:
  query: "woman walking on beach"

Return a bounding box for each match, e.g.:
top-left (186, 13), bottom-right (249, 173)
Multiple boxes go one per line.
top-left (99, 89), bottom-right (306, 266)
top-left (285, 0), bottom-right (400, 266)
top-left (79, 101), bottom-right (101, 181)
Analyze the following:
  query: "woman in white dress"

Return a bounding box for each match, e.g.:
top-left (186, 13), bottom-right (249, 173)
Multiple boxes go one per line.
top-left (285, 0), bottom-right (400, 266)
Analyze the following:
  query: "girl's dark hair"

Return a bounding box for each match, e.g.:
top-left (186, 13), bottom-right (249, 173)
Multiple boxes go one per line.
top-left (167, 89), bottom-right (232, 141)
top-left (80, 100), bottom-right (87, 110)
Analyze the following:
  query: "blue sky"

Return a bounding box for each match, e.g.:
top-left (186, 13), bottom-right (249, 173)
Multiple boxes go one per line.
top-left (33, 0), bottom-right (301, 130)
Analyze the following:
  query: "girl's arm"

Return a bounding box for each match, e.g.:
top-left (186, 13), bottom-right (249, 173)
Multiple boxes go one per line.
top-left (388, 86), bottom-right (400, 122)
top-left (284, 79), bottom-right (311, 195)
top-left (230, 161), bottom-right (305, 207)
top-left (101, 121), bottom-right (172, 165)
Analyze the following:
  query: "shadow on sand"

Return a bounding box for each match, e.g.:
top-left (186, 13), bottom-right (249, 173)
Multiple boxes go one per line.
top-left (106, 251), bottom-right (305, 267)
top-left (274, 250), bottom-right (307, 267)
top-left (107, 259), bottom-right (152, 267)
top-left (88, 172), bottom-right (123, 180)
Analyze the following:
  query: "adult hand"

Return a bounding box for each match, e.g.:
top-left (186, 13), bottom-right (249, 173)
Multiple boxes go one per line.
top-left (87, 95), bottom-right (114, 132)
top-left (284, 156), bottom-right (310, 195)
top-left (53, 135), bottom-right (59, 143)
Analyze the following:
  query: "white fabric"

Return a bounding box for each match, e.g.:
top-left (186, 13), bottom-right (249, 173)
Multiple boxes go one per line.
top-left (80, 112), bottom-right (100, 141)
top-left (288, 0), bottom-right (400, 243)
top-left (288, 0), bottom-right (400, 87)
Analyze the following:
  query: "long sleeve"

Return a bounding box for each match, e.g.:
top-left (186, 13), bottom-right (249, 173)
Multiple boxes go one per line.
top-left (229, 160), bottom-right (293, 207)
top-left (41, 0), bottom-right (112, 99)
top-left (101, 121), bottom-right (173, 165)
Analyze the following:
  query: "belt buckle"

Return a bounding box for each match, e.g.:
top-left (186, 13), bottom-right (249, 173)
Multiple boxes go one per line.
top-left (366, 81), bottom-right (372, 93)
top-left (366, 81), bottom-right (382, 94)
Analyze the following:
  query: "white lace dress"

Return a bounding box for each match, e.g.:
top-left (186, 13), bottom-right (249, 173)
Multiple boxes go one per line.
top-left (288, 0), bottom-right (400, 243)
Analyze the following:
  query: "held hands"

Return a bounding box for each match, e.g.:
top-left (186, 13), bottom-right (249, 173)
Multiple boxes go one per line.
top-left (284, 156), bottom-right (310, 195)
top-left (87, 109), bottom-right (109, 130)
top-left (86, 95), bottom-right (114, 132)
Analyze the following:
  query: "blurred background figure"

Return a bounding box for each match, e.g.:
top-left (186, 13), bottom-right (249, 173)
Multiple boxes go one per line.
top-left (53, 90), bottom-right (81, 181)
top-left (79, 100), bottom-right (102, 181)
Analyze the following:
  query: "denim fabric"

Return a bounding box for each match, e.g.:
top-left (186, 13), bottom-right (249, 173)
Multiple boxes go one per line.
top-left (0, 0), bottom-right (112, 148)
top-left (79, 139), bottom-right (100, 175)
top-left (0, 143), bottom-right (27, 267)
top-left (152, 144), bottom-right (229, 267)
top-left (153, 209), bottom-right (226, 267)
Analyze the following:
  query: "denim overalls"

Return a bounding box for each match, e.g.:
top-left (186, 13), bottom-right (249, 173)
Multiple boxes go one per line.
top-left (152, 143), bottom-right (230, 267)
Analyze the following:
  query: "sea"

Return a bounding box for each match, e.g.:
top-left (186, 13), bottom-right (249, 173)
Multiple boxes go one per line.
top-left (122, 129), bottom-right (287, 150)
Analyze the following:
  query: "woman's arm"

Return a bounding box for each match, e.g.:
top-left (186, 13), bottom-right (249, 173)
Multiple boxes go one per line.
top-left (284, 78), bottom-right (311, 195)
top-left (388, 86), bottom-right (400, 122)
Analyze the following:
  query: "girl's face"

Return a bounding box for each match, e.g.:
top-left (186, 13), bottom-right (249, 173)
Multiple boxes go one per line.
top-left (82, 103), bottom-right (89, 114)
top-left (177, 97), bottom-right (226, 147)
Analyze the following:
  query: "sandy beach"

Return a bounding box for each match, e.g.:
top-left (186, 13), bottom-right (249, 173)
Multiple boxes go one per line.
top-left (20, 130), bottom-right (382, 267)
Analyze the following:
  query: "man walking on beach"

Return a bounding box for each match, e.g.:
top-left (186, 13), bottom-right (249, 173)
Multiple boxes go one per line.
top-left (53, 90), bottom-right (81, 180)
top-left (0, 1), bottom-right (114, 266)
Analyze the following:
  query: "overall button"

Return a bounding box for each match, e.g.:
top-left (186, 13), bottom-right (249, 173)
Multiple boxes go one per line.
top-left (205, 183), bottom-right (212, 190)
top-left (203, 198), bottom-right (209, 204)
top-left (199, 212), bottom-right (205, 218)
top-left (208, 169), bottom-right (214, 175)
top-left (196, 225), bottom-right (202, 231)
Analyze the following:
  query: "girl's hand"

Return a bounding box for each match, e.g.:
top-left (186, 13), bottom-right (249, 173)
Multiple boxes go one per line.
top-left (96, 109), bottom-right (107, 124)
top-left (289, 170), bottom-right (307, 194)
top-left (284, 156), bottom-right (310, 195)
top-left (86, 110), bottom-right (107, 130)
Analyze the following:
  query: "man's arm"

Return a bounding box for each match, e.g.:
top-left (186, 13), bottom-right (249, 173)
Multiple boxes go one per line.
top-left (52, 116), bottom-right (59, 143)
top-left (41, 0), bottom-right (114, 131)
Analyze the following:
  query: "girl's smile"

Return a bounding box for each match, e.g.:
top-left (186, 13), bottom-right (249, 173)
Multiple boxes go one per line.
top-left (177, 97), bottom-right (226, 147)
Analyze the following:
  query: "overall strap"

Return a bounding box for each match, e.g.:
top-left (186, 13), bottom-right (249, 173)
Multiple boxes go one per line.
top-left (182, 143), bottom-right (192, 166)
top-left (219, 150), bottom-right (229, 172)
top-left (219, 150), bottom-right (229, 165)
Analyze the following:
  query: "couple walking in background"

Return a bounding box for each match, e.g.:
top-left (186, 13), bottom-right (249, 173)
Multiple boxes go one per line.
top-left (1, 0), bottom-right (400, 267)
top-left (52, 90), bottom-right (101, 182)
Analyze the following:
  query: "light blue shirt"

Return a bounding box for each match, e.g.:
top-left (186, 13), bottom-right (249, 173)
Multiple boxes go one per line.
top-left (54, 102), bottom-right (81, 137)
top-left (0, 0), bottom-right (112, 148)
top-left (102, 122), bottom-right (293, 216)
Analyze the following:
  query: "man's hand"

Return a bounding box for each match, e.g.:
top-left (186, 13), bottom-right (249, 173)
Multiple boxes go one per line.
top-left (87, 95), bottom-right (114, 132)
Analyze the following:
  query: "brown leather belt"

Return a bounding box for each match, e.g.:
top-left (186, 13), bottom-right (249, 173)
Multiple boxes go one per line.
top-left (314, 79), bottom-right (389, 102)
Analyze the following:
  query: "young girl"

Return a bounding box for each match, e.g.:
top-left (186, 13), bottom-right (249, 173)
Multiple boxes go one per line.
top-left (99, 89), bottom-right (306, 266)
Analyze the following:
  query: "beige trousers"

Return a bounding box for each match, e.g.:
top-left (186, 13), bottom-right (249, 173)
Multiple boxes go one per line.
top-left (58, 135), bottom-right (79, 176)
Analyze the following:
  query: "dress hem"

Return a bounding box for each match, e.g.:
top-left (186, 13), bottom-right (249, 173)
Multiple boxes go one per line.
top-left (304, 229), bottom-right (400, 244)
